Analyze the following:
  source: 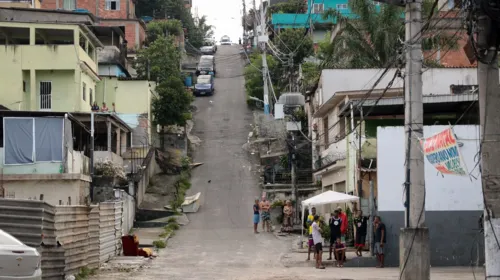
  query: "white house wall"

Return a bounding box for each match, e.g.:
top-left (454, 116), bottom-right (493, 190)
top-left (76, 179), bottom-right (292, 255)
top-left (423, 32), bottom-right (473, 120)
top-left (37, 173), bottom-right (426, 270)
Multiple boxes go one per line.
top-left (319, 68), bottom-right (478, 106)
top-left (377, 125), bottom-right (483, 212)
top-left (376, 125), bottom-right (483, 267)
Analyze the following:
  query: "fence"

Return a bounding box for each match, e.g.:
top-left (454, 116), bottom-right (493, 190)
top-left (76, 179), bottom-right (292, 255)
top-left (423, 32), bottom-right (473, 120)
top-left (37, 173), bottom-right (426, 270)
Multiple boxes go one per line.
top-left (0, 198), bottom-right (126, 279)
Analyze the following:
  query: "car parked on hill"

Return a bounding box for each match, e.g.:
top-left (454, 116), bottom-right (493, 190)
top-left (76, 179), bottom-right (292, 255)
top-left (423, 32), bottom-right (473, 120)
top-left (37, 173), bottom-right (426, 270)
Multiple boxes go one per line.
top-left (194, 75), bottom-right (215, 96)
top-left (200, 45), bottom-right (215, 55)
top-left (0, 229), bottom-right (42, 280)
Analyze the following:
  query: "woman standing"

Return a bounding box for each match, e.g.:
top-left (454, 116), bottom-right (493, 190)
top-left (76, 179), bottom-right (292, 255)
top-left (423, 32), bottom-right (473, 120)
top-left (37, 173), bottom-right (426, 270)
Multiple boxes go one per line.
top-left (253, 199), bottom-right (260, 234)
top-left (282, 200), bottom-right (293, 233)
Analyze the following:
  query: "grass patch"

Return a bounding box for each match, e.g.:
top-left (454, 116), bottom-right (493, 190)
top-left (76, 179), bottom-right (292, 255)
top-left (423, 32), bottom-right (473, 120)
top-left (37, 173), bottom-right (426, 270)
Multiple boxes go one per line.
top-left (169, 158), bottom-right (192, 210)
top-left (153, 240), bottom-right (167, 249)
top-left (167, 217), bottom-right (177, 223)
top-left (166, 222), bottom-right (180, 231)
top-left (75, 266), bottom-right (96, 280)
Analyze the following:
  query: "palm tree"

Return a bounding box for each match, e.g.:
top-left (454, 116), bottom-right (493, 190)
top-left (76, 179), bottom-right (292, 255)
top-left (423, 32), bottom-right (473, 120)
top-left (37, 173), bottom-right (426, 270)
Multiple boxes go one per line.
top-left (195, 16), bottom-right (214, 39)
top-left (319, 0), bottom-right (459, 68)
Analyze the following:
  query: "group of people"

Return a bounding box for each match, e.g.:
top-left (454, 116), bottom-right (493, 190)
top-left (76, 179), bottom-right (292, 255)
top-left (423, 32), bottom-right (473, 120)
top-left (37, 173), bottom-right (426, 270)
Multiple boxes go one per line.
top-left (252, 197), bottom-right (296, 234)
top-left (91, 102), bottom-right (115, 112)
top-left (306, 206), bottom-right (386, 269)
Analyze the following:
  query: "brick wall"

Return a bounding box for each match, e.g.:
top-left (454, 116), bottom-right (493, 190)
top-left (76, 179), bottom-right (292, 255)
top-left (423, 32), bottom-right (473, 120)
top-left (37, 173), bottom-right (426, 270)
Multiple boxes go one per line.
top-left (40, 0), bottom-right (57, 9)
top-left (100, 20), bottom-right (145, 50)
top-left (41, 0), bottom-right (135, 20)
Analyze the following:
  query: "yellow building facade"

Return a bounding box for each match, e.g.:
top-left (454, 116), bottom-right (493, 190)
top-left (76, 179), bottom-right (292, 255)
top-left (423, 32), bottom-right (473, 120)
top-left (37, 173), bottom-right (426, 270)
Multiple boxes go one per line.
top-left (0, 21), bottom-right (103, 112)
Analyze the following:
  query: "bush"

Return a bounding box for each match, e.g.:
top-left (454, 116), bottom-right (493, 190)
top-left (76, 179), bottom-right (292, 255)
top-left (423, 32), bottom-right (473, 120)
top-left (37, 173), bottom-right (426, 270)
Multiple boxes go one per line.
top-left (153, 240), bottom-right (167, 249)
top-left (320, 219), bottom-right (330, 241)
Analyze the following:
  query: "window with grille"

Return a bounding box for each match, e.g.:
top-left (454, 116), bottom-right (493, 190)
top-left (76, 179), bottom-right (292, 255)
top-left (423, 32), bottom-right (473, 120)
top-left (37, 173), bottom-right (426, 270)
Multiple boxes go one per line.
top-left (323, 116), bottom-right (329, 147)
top-left (82, 82), bottom-right (86, 101)
top-left (313, 3), bottom-right (324, 13)
top-left (336, 4), bottom-right (348, 9)
top-left (105, 0), bottom-right (120, 10)
top-left (40, 81), bottom-right (52, 110)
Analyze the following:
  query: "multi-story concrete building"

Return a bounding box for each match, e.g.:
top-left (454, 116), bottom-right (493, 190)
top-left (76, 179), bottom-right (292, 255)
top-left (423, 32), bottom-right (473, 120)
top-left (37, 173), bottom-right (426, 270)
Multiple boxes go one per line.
top-left (0, 21), bottom-right (102, 112)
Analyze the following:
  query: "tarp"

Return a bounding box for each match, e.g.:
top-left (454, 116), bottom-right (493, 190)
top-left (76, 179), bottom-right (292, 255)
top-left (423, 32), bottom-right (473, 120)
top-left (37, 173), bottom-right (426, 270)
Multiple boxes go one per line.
top-left (301, 191), bottom-right (359, 207)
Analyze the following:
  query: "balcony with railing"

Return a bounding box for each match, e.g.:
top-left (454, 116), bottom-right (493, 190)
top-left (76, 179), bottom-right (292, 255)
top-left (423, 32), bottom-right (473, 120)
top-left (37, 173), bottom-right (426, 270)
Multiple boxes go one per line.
top-left (314, 138), bottom-right (347, 171)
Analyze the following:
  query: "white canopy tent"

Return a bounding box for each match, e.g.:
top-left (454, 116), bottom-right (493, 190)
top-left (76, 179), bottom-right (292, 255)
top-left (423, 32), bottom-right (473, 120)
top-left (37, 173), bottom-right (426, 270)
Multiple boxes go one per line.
top-left (300, 191), bottom-right (360, 238)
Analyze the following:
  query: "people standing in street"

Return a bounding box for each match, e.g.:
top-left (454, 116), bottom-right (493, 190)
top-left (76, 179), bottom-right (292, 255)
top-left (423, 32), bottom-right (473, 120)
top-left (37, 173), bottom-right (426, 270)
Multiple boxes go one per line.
top-left (374, 216), bottom-right (386, 268)
top-left (328, 210), bottom-right (342, 261)
top-left (253, 199), bottom-right (260, 234)
top-left (306, 207), bottom-right (316, 261)
top-left (337, 206), bottom-right (348, 243)
top-left (312, 215), bottom-right (325, 269)
top-left (354, 210), bottom-right (369, 256)
top-left (281, 200), bottom-right (293, 233)
top-left (334, 237), bottom-right (346, 267)
top-left (259, 197), bottom-right (271, 232)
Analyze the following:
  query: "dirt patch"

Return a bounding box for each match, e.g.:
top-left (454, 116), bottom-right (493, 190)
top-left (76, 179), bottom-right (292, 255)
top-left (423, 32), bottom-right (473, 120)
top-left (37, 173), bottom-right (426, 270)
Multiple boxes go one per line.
top-left (139, 173), bottom-right (180, 210)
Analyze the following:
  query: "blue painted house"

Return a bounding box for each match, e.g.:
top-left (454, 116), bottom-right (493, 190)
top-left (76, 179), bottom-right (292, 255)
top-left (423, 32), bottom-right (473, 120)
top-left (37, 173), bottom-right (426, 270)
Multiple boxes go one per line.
top-left (270, 0), bottom-right (380, 43)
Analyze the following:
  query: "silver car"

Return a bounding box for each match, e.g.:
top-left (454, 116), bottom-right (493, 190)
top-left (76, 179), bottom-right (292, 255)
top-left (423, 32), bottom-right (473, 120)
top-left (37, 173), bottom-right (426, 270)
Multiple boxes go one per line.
top-left (0, 229), bottom-right (42, 280)
top-left (200, 46), bottom-right (215, 55)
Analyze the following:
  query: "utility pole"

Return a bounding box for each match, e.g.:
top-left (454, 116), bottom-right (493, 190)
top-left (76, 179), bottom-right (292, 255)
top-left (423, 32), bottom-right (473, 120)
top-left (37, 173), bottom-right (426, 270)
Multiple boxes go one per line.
top-left (242, 0), bottom-right (247, 46)
top-left (400, 0), bottom-right (429, 278)
top-left (290, 133), bottom-right (298, 223)
top-left (252, 0), bottom-right (257, 48)
top-left (259, 0), bottom-right (270, 115)
top-left (476, 8), bottom-right (500, 279)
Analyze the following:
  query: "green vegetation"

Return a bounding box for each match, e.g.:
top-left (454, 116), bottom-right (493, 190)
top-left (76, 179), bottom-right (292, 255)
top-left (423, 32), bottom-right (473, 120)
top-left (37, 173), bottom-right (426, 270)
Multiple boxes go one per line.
top-left (167, 217), bottom-right (178, 223)
top-left (244, 29), bottom-right (313, 106)
top-left (135, 0), bottom-right (213, 48)
top-left (319, 0), bottom-right (458, 68)
top-left (75, 267), bottom-right (96, 280)
top-left (153, 240), bottom-right (167, 249)
top-left (267, 0), bottom-right (307, 16)
top-left (134, 35), bottom-right (193, 127)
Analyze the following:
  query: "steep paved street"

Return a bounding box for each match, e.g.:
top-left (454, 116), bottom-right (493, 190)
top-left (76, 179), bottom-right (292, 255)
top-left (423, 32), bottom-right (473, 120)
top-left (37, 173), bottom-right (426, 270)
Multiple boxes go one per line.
top-left (90, 46), bottom-right (486, 280)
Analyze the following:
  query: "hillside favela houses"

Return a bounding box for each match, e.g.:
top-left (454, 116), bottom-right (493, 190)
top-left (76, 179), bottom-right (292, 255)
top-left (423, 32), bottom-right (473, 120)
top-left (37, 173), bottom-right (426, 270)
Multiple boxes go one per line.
top-left (0, 7), bottom-right (160, 205)
top-left (306, 67), bottom-right (483, 266)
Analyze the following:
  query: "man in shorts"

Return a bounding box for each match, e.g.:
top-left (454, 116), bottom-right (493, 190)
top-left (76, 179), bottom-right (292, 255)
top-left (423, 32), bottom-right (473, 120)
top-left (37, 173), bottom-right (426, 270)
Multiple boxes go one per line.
top-left (306, 207), bottom-right (316, 261)
top-left (374, 216), bottom-right (386, 268)
top-left (311, 215), bottom-right (325, 269)
top-left (259, 197), bottom-right (271, 232)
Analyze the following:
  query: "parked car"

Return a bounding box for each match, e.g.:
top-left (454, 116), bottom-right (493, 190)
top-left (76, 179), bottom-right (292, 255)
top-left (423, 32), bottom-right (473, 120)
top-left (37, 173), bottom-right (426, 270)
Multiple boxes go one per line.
top-left (200, 46), bottom-right (215, 55)
top-left (196, 55), bottom-right (216, 76)
top-left (194, 75), bottom-right (215, 96)
top-left (0, 229), bottom-right (42, 280)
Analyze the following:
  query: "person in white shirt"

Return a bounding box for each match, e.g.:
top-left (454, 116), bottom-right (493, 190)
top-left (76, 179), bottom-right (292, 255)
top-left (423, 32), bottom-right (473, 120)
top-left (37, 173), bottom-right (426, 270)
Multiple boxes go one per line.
top-left (311, 215), bottom-right (325, 269)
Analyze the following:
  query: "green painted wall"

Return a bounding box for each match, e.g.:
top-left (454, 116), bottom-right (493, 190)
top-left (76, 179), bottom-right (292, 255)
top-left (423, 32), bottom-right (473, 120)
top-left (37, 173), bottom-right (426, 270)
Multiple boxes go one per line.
top-left (0, 148), bottom-right (62, 174)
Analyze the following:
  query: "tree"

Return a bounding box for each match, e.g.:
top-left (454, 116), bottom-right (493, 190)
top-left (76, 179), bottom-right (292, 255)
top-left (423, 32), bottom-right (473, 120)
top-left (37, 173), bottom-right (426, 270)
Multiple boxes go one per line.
top-left (135, 0), bottom-right (213, 49)
top-left (319, 0), bottom-right (458, 68)
top-left (152, 76), bottom-right (194, 126)
top-left (134, 35), bottom-right (192, 127)
top-left (134, 36), bottom-right (181, 82)
top-left (244, 53), bottom-right (282, 106)
top-left (273, 28), bottom-right (314, 66)
top-left (147, 20), bottom-right (183, 43)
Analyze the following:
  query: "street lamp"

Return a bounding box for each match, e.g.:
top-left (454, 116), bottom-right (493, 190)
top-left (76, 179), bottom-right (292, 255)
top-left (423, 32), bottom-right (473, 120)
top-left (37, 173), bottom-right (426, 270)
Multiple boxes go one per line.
top-left (248, 96), bottom-right (264, 103)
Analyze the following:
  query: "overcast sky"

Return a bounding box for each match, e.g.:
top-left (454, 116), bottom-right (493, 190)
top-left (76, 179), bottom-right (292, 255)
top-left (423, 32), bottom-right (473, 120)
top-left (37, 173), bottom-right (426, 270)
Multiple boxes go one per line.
top-left (192, 0), bottom-right (255, 43)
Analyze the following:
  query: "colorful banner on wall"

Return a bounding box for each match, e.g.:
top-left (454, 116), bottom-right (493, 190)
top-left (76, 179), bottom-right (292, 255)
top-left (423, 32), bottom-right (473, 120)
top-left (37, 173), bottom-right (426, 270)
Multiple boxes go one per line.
top-left (420, 127), bottom-right (468, 176)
